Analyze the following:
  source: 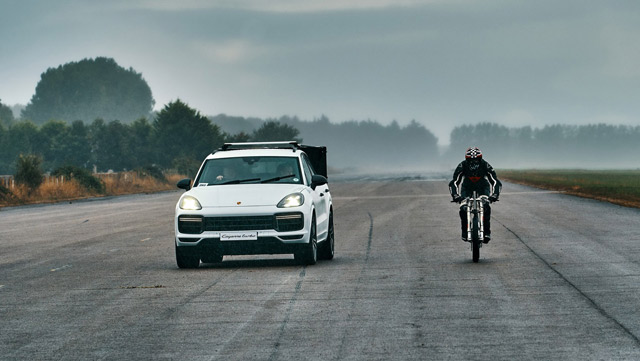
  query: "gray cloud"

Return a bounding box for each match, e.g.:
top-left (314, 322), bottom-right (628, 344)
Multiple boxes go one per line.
top-left (1, 0), bottom-right (639, 143)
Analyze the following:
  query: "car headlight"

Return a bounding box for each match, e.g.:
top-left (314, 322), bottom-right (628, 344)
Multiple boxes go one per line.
top-left (179, 195), bottom-right (202, 210)
top-left (277, 193), bottom-right (304, 208)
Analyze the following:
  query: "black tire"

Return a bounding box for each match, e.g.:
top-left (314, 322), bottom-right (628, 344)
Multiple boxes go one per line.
top-left (319, 211), bottom-right (335, 260)
top-left (472, 241), bottom-right (480, 263)
top-left (176, 243), bottom-right (200, 269)
top-left (295, 215), bottom-right (317, 265)
top-left (472, 214), bottom-right (480, 263)
top-left (471, 214), bottom-right (479, 242)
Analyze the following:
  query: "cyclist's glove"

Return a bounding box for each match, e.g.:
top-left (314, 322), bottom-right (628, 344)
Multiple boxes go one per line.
top-left (452, 195), bottom-right (463, 203)
top-left (488, 195), bottom-right (499, 203)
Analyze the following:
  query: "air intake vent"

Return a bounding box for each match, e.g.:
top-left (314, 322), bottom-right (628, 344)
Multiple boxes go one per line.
top-left (178, 215), bottom-right (203, 234)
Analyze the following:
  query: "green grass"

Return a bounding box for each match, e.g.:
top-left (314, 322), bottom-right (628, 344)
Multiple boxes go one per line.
top-left (499, 169), bottom-right (640, 208)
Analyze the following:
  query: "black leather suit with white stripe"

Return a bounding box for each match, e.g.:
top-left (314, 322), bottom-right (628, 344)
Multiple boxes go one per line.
top-left (449, 159), bottom-right (502, 237)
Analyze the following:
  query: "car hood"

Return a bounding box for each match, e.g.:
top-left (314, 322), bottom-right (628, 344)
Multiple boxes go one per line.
top-left (185, 184), bottom-right (306, 208)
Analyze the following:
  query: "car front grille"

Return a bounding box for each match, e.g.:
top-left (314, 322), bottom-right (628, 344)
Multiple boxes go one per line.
top-left (179, 213), bottom-right (304, 234)
top-left (204, 216), bottom-right (274, 231)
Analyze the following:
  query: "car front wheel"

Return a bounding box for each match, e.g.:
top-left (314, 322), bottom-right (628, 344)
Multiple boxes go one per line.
top-left (319, 211), bottom-right (334, 260)
top-left (295, 215), bottom-right (317, 265)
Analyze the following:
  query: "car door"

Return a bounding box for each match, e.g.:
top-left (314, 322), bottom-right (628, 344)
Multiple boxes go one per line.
top-left (301, 154), bottom-right (329, 241)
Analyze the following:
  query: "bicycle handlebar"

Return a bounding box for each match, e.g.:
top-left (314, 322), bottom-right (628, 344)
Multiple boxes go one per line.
top-left (460, 195), bottom-right (493, 204)
top-left (452, 195), bottom-right (498, 204)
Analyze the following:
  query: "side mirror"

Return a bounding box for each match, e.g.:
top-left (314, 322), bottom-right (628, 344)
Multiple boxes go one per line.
top-left (311, 174), bottom-right (328, 190)
top-left (177, 178), bottom-right (192, 190)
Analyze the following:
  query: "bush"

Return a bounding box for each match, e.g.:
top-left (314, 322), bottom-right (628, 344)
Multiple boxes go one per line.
top-left (52, 165), bottom-right (105, 193)
top-left (134, 165), bottom-right (166, 183)
top-left (0, 183), bottom-right (12, 202)
top-left (172, 156), bottom-right (202, 179)
top-left (15, 154), bottom-right (44, 190)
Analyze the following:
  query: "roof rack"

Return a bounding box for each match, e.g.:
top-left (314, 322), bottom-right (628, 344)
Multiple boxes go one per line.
top-left (219, 141), bottom-right (300, 152)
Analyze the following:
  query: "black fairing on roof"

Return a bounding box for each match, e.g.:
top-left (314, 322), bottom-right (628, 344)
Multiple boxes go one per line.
top-left (299, 145), bottom-right (328, 178)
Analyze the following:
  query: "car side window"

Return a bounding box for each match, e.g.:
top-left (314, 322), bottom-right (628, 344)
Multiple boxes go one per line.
top-left (301, 155), bottom-right (314, 185)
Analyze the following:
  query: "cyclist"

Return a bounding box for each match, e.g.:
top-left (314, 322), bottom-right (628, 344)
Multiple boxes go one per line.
top-left (449, 147), bottom-right (502, 242)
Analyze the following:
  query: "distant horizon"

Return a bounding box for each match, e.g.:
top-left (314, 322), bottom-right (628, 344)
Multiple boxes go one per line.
top-left (6, 102), bottom-right (640, 148)
top-left (2, 1), bottom-right (639, 149)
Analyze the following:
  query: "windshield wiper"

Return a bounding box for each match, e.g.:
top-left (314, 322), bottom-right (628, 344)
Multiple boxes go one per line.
top-left (261, 174), bottom-right (295, 183)
top-left (216, 177), bottom-right (261, 185)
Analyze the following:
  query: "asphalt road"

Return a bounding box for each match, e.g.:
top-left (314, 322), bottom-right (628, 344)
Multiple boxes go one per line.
top-left (2, 179), bottom-right (640, 360)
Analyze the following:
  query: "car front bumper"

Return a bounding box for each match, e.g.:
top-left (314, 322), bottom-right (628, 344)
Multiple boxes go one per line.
top-left (175, 236), bottom-right (311, 257)
top-left (174, 205), bottom-right (313, 251)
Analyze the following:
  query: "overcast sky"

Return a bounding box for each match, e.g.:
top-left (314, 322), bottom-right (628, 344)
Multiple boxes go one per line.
top-left (1, 0), bottom-right (639, 144)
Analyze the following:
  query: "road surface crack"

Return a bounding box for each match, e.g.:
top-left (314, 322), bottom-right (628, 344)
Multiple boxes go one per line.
top-left (268, 267), bottom-right (307, 361)
top-left (335, 212), bottom-right (375, 359)
top-left (497, 218), bottom-right (640, 346)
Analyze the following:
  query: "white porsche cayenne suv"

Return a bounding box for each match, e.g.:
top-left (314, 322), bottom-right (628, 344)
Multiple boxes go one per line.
top-left (174, 142), bottom-right (334, 268)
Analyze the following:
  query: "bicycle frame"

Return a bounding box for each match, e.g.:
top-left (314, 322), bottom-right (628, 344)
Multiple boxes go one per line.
top-left (462, 191), bottom-right (489, 244)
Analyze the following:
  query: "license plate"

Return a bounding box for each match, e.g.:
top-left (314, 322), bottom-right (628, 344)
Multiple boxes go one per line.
top-left (220, 232), bottom-right (258, 241)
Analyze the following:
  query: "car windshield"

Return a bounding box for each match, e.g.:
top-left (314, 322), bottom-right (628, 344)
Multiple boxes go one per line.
top-left (195, 156), bottom-right (302, 186)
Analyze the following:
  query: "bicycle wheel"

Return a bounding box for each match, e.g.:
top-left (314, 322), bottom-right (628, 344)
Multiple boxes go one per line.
top-left (472, 214), bottom-right (480, 263)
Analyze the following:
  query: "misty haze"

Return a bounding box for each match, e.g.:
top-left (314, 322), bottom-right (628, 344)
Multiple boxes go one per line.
top-left (2, 2), bottom-right (640, 361)
top-left (2, 1), bottom-right (639, 173)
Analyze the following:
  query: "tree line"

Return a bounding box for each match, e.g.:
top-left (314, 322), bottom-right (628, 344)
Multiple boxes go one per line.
top-left (445, 122), bottom-right (640, 168)
top-left (212, 116), bottom-right (640, 170)
top-left (4, 100), bottom-right (639, 177)
top-left (4, 56), bottom-right (638, 176)
top-left (0, 100), bottom-right (301, 177)
top-left (211, 114), bottom-right (440, 171)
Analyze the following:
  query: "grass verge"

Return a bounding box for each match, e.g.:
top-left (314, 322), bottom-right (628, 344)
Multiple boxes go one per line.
top-left (0, 172), bottom-right (185, 208)
top-left (499, 169), bottom-right (640, 209)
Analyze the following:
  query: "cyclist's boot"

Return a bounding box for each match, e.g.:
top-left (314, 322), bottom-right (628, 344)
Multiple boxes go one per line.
top-left (483, 211), bottom-right (491, 243)
top-left (460, 209), bottom-right (468, 241)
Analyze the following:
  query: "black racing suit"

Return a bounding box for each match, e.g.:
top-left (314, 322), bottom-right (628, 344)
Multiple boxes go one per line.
top-left (449, 159), bottom-right (502, 238)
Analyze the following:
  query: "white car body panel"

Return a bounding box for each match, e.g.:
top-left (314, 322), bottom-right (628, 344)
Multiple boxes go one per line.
top-left (174, 144), bottom-right (332, 264)
top-left (183, 184), bottom-right (307, 208)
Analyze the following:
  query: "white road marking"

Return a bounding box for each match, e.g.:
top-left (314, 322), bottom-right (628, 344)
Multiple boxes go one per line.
top-left (140, 238), bottom-right (151, 242)
top-left (50, 264), bottom-right (72, 272)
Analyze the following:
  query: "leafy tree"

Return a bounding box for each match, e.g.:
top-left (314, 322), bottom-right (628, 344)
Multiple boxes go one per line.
top-left (251, 121), bottom-right (302, 142)
top-left (0, 120), bottom-right (6, 173)
top-left (1, 121), bottom-right (41, 174)
top-left (0, 103), bottom-right (6, 171)
top-left (65, 120), bottom-right (92, 168)
top-left (89, 119), bottom-right (134, 172)
top-left (210, 114), bottom-right (264, 135)
top-left (88, 119), bottom-right (107, 170)
top-left (129, 118), bottom-right (154, 167)
top-left (39, 120), bottom-right (71, 171)
top-left (37, 120), bottom-right (91, 171)
top-left (225, 131), bottom-right (251, 143)
top-left (153, 100), bottom-right (224, 168)
top-left (15, 154), bottom-right (44, 190)
top-left (0, 99), bottom-right (14, 127)
top-left (22, 57), bottom-right (155, 124)
top-left (171, 155), bottom-right (202, 178)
